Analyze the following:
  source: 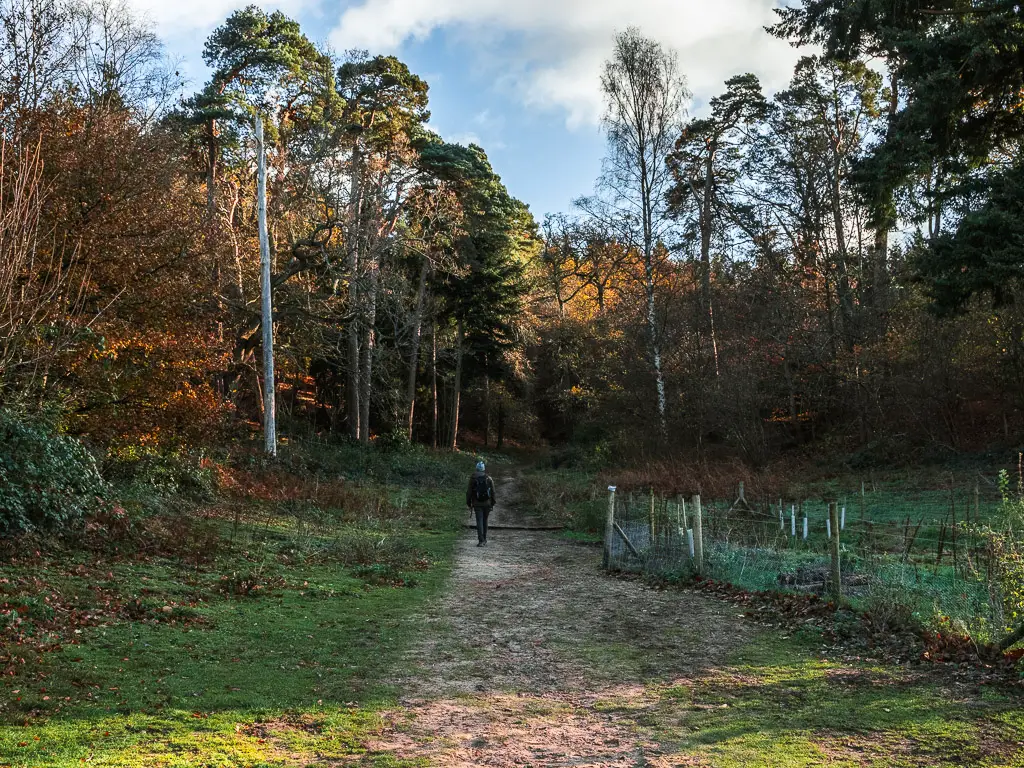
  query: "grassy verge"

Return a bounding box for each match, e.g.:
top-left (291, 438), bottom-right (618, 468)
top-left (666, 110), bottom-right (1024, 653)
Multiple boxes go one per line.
top-left (0, 442), bottom-right (467, 767)
top-left (599, 629), bottom-right (1024, 767)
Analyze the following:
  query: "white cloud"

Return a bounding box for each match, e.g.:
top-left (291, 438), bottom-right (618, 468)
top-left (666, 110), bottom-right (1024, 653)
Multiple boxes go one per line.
top-left (127, 0), bottom-right (317, 45)
top-left (329, 0), bottom-right (802, 127)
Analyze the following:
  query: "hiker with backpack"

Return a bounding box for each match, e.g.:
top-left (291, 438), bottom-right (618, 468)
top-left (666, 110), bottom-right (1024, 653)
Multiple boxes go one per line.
top-left (466, 460), bottom-right (496, 546)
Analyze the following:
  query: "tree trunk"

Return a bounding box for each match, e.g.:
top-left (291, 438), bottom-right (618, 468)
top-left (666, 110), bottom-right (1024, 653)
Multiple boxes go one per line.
top-left (643, 252), bottom-right (667, 439)
top-left (783, 354), bottom-right (799, 443)
top-left (872, 71), bottom-right (899, 338)
top-left (431, 319), bottom-right (438, 449)
top-left (830, 159), bottom-right (857, 351)
top-left (405, 258), bottom-right (430, 441)
top-left (358, 252), bottom-right (379, 444)
top-left (448, 319), bottom-right (464, 451)
top-left (484, 375), bottom-right (491, 447)
top-left (255, 115), bottom-right (276, 458)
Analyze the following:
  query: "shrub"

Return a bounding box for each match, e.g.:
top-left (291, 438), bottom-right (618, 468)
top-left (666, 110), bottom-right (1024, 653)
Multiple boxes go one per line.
top-left (103, 445), bottom-right (215, 500)
top-left (992, 470), bottom-right (1024, 638)
top-left (0, 409), bottom-right (107, 536)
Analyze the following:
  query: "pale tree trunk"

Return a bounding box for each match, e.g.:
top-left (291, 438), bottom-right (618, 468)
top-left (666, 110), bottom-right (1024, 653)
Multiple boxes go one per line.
top-left (448, 319), bottom-right (464, 452)
top-left (358, 252), bottom-right (379, 444)
top-left (643, 260), bottom-right (667, 436)
top-left (431, 320), bottom-right (439, 449)
top-left (347, 322), bottom-right (361, 440)
top-left (405, 258), bottom-right (430, 441)
top-left (255, 115), bottom-right (276, 458)
top-left (638, 156), bottom-right (668, 441)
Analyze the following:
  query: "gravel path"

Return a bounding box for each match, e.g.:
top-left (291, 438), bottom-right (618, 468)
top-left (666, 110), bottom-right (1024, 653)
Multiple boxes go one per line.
top-left (363, 470), bottom-right (755, 767)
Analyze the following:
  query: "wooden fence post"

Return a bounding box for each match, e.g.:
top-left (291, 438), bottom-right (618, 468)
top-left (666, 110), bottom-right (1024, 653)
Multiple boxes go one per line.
top-left (828, 501), bottom-right (842, 600)
top-left (603, 485), bottom-right (617, 569)
top-left (692, 494), bottom-right (704, 576)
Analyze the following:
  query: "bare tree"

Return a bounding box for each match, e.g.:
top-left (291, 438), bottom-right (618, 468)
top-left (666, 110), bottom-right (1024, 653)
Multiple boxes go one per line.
top-left (0, 140), bottom-right (82, 401)
top-left (0, 0), bottom-right (75, 131)
top-left (589, 27), bottom-right (689, 439)
top-left (69, 0), bottom-right (181, 121)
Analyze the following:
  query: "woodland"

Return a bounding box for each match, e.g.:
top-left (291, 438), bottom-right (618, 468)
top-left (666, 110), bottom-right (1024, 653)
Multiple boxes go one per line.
top-left (0, 1), bottom-right (1023, 765)
top-left (1, 0), bottom-right (1024, 482)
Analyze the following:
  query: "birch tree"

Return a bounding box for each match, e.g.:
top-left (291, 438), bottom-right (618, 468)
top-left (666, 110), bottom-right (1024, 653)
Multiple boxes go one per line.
top-left (588, 28), bottom-right (689, 439)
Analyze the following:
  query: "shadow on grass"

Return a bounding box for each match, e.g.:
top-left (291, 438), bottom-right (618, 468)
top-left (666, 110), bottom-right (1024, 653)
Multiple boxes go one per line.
top-left (634, 632), bottom-right (1024, 767)
top-left (0, 518), bottom-right (460, 767)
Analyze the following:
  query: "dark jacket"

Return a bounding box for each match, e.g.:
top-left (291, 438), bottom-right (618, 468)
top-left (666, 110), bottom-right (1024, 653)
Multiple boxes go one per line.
top-left (466, 471), bottom-right (496, 508)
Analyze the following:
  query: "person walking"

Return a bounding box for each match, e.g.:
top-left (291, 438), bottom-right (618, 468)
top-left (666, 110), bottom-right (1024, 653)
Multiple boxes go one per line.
top-left (466, 460), bottom-right (496, 546)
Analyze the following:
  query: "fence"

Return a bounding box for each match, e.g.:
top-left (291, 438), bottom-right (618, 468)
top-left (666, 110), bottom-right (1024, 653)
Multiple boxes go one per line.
top-left (603, 480), bottom-right (1019, 643)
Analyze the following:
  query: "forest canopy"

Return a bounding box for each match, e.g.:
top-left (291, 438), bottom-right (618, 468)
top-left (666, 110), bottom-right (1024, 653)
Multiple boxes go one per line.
top-left (1, 0), bottom-right (1022, 469)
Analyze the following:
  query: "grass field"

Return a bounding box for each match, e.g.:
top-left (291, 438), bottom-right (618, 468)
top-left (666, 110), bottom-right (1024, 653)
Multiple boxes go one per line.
top-left (0, 444), bottom-right (468, 767)
top-left (629, 629), bottom-right (1024, 767)
top-left (2, 450), bottom-right (1021, 766)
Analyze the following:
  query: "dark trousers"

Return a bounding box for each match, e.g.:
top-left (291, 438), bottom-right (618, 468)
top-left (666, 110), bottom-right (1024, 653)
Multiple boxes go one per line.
top-left (474, 506), bottom-right (491, 542)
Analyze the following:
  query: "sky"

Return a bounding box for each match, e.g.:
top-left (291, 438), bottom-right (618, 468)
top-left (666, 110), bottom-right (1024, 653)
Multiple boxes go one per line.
top-left (129, 0), bottom-right (805, 220)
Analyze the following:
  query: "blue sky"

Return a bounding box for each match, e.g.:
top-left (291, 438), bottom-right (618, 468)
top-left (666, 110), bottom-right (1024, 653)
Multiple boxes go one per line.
top-left (131, 0), bottom-right (803, 220)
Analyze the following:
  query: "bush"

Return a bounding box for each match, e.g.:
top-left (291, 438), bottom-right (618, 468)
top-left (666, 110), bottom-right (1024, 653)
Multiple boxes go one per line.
top-left (103, 445), bottom-right (215, 500)
top-left (0, 409), bottom-right (107, 535)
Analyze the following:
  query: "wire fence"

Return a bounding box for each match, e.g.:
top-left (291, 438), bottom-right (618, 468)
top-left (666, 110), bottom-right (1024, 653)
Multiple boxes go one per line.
top-left (603, 480), bottom-right (1021, 643)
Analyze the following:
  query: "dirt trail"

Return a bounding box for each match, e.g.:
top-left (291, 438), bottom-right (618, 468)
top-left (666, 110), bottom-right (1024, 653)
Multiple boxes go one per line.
top-left (364, 471), bottom-right (756, 767)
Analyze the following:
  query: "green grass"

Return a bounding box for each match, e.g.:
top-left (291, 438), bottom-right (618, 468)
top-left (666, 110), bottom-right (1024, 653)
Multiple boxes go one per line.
top-left (610, 475), bottom-right (1016, 642)
top-left (638, 631), bottom-right (1024, 767)
top-left (0, 447), bottom-right (467, 767)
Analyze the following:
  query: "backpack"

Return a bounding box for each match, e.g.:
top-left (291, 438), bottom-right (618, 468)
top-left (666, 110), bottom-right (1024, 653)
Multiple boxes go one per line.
top-left (472, 475), bottom-right (491, 505)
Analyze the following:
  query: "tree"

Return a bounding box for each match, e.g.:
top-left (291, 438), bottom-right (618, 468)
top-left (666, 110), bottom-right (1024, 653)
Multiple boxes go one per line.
top-left (585, 27), bottom-right (689, 440)
top-left (668, 73), bottom-right (767, 374)
top-left (772, 0), bottom-right (1024, 315)
top-left (431, 144), bottom-right (535, 450)
top-left (335, 52), bottom-right (429, 443)
top-left (69, 0), bottom-right (179, 119)
top-left (198, 5), bottom-right (330, 455)
top-left (399, 135), bottom-right (469, 442)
